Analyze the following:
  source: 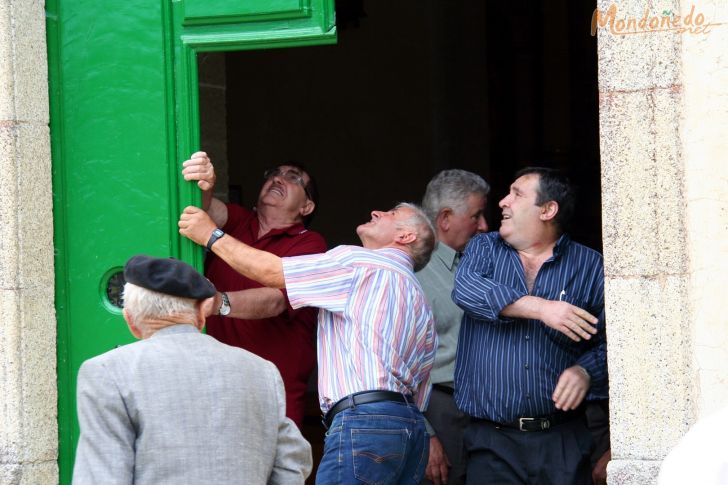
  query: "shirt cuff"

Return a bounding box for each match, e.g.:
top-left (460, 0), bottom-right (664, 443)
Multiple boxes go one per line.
top-left (423, 416), bottom-right (436, 437)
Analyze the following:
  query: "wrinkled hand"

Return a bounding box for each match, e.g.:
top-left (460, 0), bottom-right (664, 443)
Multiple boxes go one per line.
top-left (178, 206), bottom-right (217, 247)
top-left (552, 365), bottom-right (590, 411)
top-left (182, 151), bottom-right (216, 191)
top-left (425, 436), bottom-right (450, 485)
top-left (539, 300), bottom-right (598, 342)
top-left (199, 296), bottom-right (217, 322)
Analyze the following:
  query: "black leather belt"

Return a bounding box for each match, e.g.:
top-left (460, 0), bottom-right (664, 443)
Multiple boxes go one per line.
top-left (476, 409), bottom-right (584, 432)
top-left (323, 390), bottom-right (411, 429)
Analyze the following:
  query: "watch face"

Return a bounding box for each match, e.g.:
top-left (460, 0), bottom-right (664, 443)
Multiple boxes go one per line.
top-left (219, 292), bottom-right (231, 316)
top-left (207, 228), bottom-right (225, 251)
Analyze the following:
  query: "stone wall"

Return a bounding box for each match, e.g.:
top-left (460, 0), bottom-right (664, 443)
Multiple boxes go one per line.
top-left (0, 0), bottom-right (57, 483)
top-left (596, 1), bottom-right (728, 483)
top-left (680, 0), bottom-right (728, 418)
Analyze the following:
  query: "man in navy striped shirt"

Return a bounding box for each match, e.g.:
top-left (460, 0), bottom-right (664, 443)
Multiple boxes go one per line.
top-left (452, 167), bottom-right (606, 485)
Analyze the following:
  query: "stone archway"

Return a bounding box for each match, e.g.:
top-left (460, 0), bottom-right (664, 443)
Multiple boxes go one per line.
top-left (1, 1), bottom-right (727, 484)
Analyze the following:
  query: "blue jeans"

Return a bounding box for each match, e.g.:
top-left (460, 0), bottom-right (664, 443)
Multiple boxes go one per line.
top-left (316, 401), bottom-right (429, 484)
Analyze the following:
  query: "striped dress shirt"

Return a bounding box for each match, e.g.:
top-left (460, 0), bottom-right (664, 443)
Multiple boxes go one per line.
top-left (452, 232), bottom-right (607, 423)
top-left (282, 245), bottom-right (437, 413)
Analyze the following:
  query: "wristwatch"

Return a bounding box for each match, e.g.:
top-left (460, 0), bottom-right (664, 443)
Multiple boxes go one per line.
top-left (206, 228), bottom-right (225, 251)
top-left (218, 292), bottom-right (231, 316)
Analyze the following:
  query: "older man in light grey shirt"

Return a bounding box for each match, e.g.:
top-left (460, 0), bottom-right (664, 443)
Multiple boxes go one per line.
top-left (73, 255), bottom-right (312, 485)
top-left (417, 170), bottom-right (490, 485)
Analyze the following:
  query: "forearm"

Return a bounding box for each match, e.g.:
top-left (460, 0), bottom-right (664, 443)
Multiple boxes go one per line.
top-left (453, 235), bottom-right (526, 321)
top-left (225, 288), bottom-right (287, 319)
top-left (201, 188), bottom-right (214, 211)
top-left (500, 295), bottom-right (546, 320)
top-left (452, 274), bottom-right (527, 321)
top-left (206, 197), bottom-right (228, 227)
top-left (212, 235), bottom-right (285, 288)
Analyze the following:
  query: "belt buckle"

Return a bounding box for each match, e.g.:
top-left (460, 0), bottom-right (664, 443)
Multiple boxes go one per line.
top-left (518, 417), bottom-right (533, 431)
top-left (518, 417), bottom-right (550, 431)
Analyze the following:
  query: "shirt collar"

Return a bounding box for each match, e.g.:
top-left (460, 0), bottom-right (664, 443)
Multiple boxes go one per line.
top-left (375, 247), bottom-right (415, 270)
top-left (251, 214), bottom-right (308, 240)
top-left (551, 233), bottom-right (571, 259)
top-left (496, 232), bottom-right (572, 260)
top-left (150, 323), bottom-right (199, 338)
top-left (433, 242), bottom-right (459, 271)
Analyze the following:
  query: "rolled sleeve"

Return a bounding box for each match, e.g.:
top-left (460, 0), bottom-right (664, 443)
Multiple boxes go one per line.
top-left (452, 236), bottom-right (527, 321)
top-left (579, 309), bottom-right (608, 400)
top-left (282, 249), bottom-right (353, 313)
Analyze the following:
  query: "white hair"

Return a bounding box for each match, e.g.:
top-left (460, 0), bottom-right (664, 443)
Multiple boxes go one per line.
top-left (394, 202), bottom-right (437, 272)
top-left (422, 169), bottom-right (490, 224)
top-left (123, 282), bottom-right (198, 324)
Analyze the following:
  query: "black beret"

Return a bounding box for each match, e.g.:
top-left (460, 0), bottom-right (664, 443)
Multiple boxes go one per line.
top-left (124, 255), bottom-right (216, 299)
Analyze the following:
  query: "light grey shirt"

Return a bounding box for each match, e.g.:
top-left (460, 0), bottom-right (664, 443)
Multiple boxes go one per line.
top-left (416, 242), bottom-right (463, 385)
top-left (73, 324), bottom-right (312, 485)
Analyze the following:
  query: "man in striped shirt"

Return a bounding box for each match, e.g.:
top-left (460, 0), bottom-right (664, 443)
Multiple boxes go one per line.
top-left (179, 202), bottom-right (438, 484)
top-left (452, 167), bottom-right (607, 485)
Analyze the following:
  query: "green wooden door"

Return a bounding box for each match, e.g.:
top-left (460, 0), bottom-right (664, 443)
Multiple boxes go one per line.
top-left (46, 1), bottom-right (335, 482)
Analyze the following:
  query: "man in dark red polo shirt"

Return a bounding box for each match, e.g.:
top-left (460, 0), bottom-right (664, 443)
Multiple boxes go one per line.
top-left (182, 151), bottom-right (326, 427)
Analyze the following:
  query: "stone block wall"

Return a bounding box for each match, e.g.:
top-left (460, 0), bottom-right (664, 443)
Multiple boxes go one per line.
top-left (0, 0), bottom-right (58, 483)
top-left (596, 1), bottom-right (728, 483)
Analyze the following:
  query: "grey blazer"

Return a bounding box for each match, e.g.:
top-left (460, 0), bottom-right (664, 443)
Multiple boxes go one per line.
top-left (72, 324), bottom-right (312, 484)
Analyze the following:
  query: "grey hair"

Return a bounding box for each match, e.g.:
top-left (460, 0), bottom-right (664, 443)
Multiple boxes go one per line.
top-left (394, 202), bottom-right (437, 272)
top-left (123, 282), bottom-right (198, 324)
top-left (422, 169), bottom-right (490, 224)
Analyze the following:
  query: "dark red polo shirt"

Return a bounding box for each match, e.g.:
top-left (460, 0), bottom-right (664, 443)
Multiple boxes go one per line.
top-left (205, 204), bottom-right (327, 427)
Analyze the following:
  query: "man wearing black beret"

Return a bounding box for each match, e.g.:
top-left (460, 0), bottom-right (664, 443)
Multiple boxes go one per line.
top-left (72, 255), bottom-right (312, 485)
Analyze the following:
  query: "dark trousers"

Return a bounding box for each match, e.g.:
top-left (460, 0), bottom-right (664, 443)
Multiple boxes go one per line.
top-left (422, 386), bottom-right (471, 485)
top-left (464, 417), bottom-right (593, 485)
top-left (585, 400), bottom-right (610, 469)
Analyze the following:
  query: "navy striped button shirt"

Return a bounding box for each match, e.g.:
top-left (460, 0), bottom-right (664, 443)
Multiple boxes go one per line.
top-left (452, 231), bottom-right (607, 423)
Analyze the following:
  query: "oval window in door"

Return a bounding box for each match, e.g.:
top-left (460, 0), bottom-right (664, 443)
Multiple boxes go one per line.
top-left (100, 267), bottom-right (125, 312)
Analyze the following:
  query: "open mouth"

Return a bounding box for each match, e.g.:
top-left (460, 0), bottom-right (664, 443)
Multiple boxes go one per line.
top-left (269, 186), bottom-right (285, 197)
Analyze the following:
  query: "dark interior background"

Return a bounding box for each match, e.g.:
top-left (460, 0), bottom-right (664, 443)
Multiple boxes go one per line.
top-left (213, 0), bottom-right (602, 252)
top-left (199, 1), bottom-right (600, 480)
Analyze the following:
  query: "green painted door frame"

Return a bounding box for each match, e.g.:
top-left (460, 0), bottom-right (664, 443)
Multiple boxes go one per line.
top-left (47, 1), bottom-right (335, 482)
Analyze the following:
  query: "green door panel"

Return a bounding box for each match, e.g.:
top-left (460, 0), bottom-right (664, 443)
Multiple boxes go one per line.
top-left (184, 0), bottom-right (310, 25)
top-left (47, 0), bottom-right (335, 483)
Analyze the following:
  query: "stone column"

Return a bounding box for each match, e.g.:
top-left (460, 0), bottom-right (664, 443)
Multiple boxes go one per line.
top-left (596, 1), bottom-right (728, 483)
top-left (0, 0), bottom-right (58, 483)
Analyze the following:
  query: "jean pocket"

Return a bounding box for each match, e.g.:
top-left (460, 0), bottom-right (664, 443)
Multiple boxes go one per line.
top-left (352, 428), bottom-right (407, 484)
top-left (325, 423), bottom-right (342, 437)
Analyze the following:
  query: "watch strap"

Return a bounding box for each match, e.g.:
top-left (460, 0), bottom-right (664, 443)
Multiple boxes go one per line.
top-left (206, 228), bottom-right (225, 251)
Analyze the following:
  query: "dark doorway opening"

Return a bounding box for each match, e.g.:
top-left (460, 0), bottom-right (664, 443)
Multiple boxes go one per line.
top-left (198, 0), bottom-right (600, 480)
